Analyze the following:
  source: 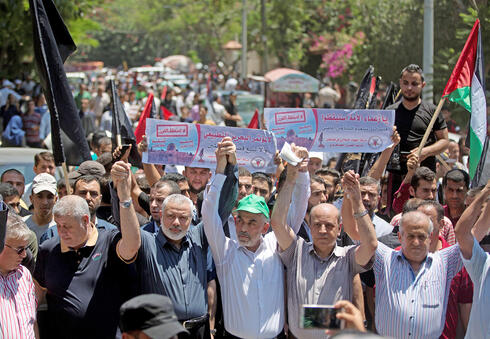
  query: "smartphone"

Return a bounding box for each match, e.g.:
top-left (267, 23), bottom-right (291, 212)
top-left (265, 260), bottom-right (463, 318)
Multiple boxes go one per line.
top-left (300, 304), bottom-right (344, 330)
top-left (114, 144), bottom-right (131, 162)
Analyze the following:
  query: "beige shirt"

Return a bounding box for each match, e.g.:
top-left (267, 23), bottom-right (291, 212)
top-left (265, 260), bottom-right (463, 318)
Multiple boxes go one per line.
top-left (279, 237), bottom-right (372, 339)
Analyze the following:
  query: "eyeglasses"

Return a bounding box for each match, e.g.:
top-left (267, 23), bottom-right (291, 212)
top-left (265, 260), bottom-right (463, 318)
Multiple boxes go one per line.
top-left (4, 244), bottom-right (28, 255)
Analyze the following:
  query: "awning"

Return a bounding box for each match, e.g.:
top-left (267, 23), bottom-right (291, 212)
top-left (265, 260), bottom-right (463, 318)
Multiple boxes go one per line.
top-left (264, 68), bottom-right (319, 93)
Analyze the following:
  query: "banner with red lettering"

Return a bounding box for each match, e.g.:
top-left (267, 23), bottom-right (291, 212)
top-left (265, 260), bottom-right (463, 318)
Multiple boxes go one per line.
top-left (264, 108), bottom-right (395, 153)
top-left (143, 119), bottom-right (277, 173)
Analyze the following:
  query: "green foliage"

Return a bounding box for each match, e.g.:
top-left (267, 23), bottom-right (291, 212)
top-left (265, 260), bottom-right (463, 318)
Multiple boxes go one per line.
top-left (0, 0), bottom-right (103, 79)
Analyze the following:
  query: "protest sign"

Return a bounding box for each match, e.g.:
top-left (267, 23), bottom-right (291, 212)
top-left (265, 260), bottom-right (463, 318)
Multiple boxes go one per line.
top-left (264, 108), bottom-right (395, 153)
top-left (143, 119), bottom-right (277, 173)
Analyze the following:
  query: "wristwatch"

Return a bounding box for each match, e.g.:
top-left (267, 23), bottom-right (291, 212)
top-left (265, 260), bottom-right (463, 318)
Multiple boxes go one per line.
top-left (353, 209), bottom-right (369, 219)
top-left (210, 329), bottom-right (217, 335)
top-left (120, 198), bottom-right (132, 208)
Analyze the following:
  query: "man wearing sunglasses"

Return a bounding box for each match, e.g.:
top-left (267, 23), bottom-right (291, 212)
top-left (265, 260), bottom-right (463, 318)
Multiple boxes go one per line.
top-left (0, 212), bottom-right (37, 338)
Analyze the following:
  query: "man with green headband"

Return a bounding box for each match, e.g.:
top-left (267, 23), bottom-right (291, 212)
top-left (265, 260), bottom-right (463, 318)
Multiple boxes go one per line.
top-left (202, 137), bottom-right (307, 338)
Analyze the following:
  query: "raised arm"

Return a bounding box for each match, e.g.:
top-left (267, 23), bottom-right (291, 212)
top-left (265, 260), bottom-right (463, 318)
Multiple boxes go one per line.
top-left (455, 181), bottom-right (490, 259)
top-left (287, 162), bottom-right (310, 234)
top-left (270, 145), bottom-right (308, 251)
top-left (392, 152), bottom-right (419, 213)
top-left (368, 126), bottom-right (400, 180)
top-left (112, 161), bottom-right (141, 261)
top-left (202, 137), bottom-right (236, 264)
top-left (138, 135), bottom-right (162, 186)
top-left (343, 170), bottom-right (377, 266)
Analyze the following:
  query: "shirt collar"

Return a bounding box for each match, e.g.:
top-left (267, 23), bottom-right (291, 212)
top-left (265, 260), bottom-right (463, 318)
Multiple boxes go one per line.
top-left (307, 242), bottom-right (341, 260)
top-left (396, 248), bottom-right (433, 265)
top-left (156, 228), bottom-right (189, 250)
top-left (61, 225), bottom-right (98, 253)
top-left (238, 235), bottom-right (265, 253)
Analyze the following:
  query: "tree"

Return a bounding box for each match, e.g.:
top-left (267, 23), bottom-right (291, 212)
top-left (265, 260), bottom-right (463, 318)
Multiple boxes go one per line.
top-left (0, 0), bottom-right (102, 79)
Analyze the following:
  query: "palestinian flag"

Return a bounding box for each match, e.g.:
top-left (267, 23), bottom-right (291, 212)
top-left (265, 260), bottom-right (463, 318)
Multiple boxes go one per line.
top-left (442, 19), bottom-right (487, 180)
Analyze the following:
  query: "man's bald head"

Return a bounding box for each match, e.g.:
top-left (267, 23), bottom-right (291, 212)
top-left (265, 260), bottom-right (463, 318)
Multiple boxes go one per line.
top-left (400, 211), bottom-right (433, 235)
top-left (309, 203), bottom-right (340, 224)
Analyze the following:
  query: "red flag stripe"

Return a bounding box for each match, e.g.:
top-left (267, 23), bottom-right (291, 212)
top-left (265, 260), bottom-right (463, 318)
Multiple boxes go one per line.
top-left (442, 19), bottom-right (479, 96)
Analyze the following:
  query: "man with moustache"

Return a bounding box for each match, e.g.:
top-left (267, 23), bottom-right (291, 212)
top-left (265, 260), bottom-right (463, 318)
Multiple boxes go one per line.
top-left (183, 167), bottom-right (212, 205)
top-left (202, 137), bottom-right (310, 338)
top-left (115, 153), bottom-right (237, 338)
top-left (387, 64), bottom-right (449, 175)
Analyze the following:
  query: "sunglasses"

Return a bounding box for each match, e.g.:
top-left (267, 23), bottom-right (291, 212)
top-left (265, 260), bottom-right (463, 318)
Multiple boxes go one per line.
top-left (5, 244), bottom-right (28, 255)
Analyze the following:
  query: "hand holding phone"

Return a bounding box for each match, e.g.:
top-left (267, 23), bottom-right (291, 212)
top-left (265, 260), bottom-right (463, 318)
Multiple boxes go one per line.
top-left (300, 304), bottom-right (344, 330)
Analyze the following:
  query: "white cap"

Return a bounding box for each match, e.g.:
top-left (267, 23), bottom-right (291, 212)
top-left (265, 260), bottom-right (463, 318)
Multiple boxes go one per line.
top-left (309, 152), bottom-right (324, 161)
top-left (32, 173), bottom-right (57, 195)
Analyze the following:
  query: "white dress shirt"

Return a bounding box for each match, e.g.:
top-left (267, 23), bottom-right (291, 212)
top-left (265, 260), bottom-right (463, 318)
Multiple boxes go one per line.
top-left (203, 174), bottom-right (285, 339)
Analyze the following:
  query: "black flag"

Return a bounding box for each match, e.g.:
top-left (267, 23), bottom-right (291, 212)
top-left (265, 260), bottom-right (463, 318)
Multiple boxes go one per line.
top-left (150, 97), bottom-right (158, 119)
top-left (353, 65), bottom-right (374, 109)
top-left (109, 80), bottom-right (141, 165)
top-left (0, 201), bottom-right (8, 253)
top-left (337, 66), bottom-right (375, 174)
top-left (29, 0), bottom-right (91, 166)
top-left (381, 82), bottom-right (397, 109)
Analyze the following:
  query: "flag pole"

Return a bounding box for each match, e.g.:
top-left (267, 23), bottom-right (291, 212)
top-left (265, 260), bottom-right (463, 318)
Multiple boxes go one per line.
top-left (394, 89), bottom-right (402, 101)
top-left (62, 162), bottom-right (72, 195)
top-left (417, 97), bottom-right (445, 158)
top-left (435, 154), bottom-right (451, 171)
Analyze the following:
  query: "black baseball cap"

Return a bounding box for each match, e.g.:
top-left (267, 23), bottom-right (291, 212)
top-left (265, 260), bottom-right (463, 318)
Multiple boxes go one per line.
top-left (119, 294), bottom-right (188, 339)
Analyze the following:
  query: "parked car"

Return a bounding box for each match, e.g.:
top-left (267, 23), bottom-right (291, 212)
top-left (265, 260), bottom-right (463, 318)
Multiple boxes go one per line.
top-left (0, 147), bottom-right (62, 183)
top-left (205, 90), bottom-right (264, 126)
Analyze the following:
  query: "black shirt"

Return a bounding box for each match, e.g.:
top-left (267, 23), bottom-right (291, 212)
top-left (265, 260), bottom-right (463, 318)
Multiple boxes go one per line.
top-left (225, 100), bottom-right (237, 127)
top-left (387, 101), bottom-right (447, 173)
top-left (34, 229), bottom-right (137, 339)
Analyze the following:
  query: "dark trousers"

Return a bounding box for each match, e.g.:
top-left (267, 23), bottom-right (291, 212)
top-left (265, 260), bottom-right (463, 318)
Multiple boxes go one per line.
top-left (179, 316), bottom-right (210, 339)
top-left (223, 329), bottom-right (286, 339)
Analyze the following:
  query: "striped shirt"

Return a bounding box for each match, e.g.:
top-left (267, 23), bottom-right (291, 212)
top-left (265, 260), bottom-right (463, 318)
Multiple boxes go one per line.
top-left (390, 213), bottom-right (456, 245)
top-left (0, 265), bottom-right (37, 338)
top-left (374, 242), bottom-right (462, 339)
top-left (462, 237), bottom-right (490, 339)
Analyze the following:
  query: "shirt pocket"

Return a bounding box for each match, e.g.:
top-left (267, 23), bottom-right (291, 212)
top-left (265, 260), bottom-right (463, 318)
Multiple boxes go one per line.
top-left (421, 279), bottom-right (442, 309)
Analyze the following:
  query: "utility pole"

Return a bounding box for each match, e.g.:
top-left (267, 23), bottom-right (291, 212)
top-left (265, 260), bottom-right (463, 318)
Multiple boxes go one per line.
top-left (261, 0), bottom-right (268, 74)
top-left (241, 0), bottom-right (248, 81)
top-left (423, 0), bottom-right (434, 103)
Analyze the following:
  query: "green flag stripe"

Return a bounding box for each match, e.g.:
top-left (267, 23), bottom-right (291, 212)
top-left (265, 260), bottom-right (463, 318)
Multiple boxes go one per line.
top-left (468, 128), bottom-right (483, 179)
top-left (444, 86), bottom-right (471, 112)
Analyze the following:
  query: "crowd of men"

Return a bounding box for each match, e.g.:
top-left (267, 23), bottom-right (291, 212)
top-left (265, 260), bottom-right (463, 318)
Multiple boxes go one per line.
top-left (0, 63), bottom-right (488, 339)
top-left (0, 69), bottom-right (255, 148)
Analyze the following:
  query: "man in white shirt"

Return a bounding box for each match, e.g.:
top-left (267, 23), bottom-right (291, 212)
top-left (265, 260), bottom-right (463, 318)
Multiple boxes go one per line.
top-left (203, 137), bottom-right (297, 338)
top-left (91, 86), bottom-right (110, 124)
top-left (23, 173), bottom-right (57, 243)
top-left (210, 94), bottom-right (227, 126)
top-left (454, 180), bottom-right (490, 339)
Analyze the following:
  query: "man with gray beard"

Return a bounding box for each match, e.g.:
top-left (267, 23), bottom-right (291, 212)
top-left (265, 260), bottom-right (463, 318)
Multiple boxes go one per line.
top-left (114, 156), bottom-right (237, 339)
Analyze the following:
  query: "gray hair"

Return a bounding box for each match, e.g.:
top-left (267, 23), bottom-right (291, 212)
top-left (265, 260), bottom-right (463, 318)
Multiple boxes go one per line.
top-left (53, 195), bottom-right (90, 222)
top-left (5, 213), bottom-right (32, 242)
top-left (359, 176), bottom-right (381, 194)
top-left (400, 210), bottom-right (434, 235)
top-left (161, 194), bottom-right (195, 215)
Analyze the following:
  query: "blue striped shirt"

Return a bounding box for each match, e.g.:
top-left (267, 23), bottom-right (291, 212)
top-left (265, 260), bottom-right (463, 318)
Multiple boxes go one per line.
top-left (462, 237), bottom-right (490, 339)
top-left (374, 242), bottom-right (462, 339)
